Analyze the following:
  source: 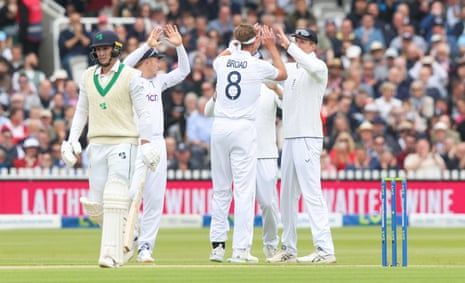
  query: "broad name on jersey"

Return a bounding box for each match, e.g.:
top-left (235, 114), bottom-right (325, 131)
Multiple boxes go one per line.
top-left (226, 59), bottom-right (248, 69)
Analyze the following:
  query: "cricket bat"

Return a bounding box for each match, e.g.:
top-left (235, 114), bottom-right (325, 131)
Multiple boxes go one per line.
top-left (123, 167), bottom-right (148, 252)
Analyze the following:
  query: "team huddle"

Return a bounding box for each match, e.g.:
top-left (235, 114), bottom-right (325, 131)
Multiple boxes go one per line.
top-left (61, 22), bottom-right (336, 267)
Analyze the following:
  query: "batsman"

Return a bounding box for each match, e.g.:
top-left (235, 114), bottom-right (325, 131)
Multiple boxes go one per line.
top-left (61, 30), bottom-right (159, 268)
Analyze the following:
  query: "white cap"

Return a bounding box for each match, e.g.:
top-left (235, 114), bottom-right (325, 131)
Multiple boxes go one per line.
top-left (364, 103), bottom-right (379, 112)
top-left (385, 48), bottom-right (398, 58)
top-left (346, 45), bottom-right (362, 59)
top-left (23, 137), bottom-right (39, 148)
top-left (433, 121), bottom-right (448, 131)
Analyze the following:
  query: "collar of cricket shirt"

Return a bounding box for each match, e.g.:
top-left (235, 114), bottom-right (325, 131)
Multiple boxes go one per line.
top-left (93, 61), bottom-right (125, 97)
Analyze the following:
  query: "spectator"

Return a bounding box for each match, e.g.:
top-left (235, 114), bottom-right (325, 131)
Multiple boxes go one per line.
top-left (0, 128), bottom-right (22, 167)
top-left (207, 4), bottom-right (233, 41)
top-left (0, 56), bottom-right (13, 95)
top-left (17, 0), bottom-right (43, 56)
top-left (404, 138), bottom-right (446, 176)
top-left (186, 96), bottom-right (213, 169)
top-left (10, 45), bottom-right (24, 72)
top-left (354, 13), bottom-right (385, 52)
top-left (443, 141), bottom-right (465, 170)
top-left (38, 151), bottom-right (54, 170)
top-left (347, 0), bottom-right (368, 28)
top-left (377, 148), bottom-right (399, 171)
top-left (13, 136), bottom-right (40, 168)
top-left (320, 149), bottom-right (336, 175)
top-left (375, 81), bottom-right (402, 121)
top-left (37, 79), bottom-right (54, 110)
top-left (0, 147), bottom-right (8, 169)
top-left (285, 0), bottom-right (316, 33)
top-left (12, 52), bottom-right (45, 92)
top-left (165, 136), bottom-right (178, 170)
top-left (58, 12), bottom-right (91, 79)
top-left (49, 69), bottom-right (69, 94)
top-left (172, 142), bottom-right (198, 170)
top-left (49, 141), bottom-right (66, 168)
top-left (2, 107), bottom-right (28, 145)
top-left (15, 73), bottom-right (40, 112)
top-left (329, 131), bottom-right (356, 171)
top-left (345, 144), bottom-right (379, 171)
top-left (389, 24), bottom-right (428, 54)
top-left (50, 92), bottom-right (66, 120)
top-left (0, 31), bottom-right (12, 61)
top-left (63, 80), bottom-right (79, 107)
top-left (164, 85), bottom-right (186, 143)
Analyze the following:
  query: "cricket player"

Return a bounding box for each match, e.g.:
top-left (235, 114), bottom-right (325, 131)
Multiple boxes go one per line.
top-left (267, 27), bottom-right (336, 264)
top-left (205, 83), bottom-right (283, 259)
top-left (123, 25), bottom-right (190, 263)
top-left (61, 30), bottom-right (160, 268)
top-left (208, 24), bottom-right (287, 263)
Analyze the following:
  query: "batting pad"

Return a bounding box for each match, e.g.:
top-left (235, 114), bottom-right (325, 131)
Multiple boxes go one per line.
top-left (80, 197), bottom-right (103, 226)
top-left (98, 178), bottom-right (130, 267)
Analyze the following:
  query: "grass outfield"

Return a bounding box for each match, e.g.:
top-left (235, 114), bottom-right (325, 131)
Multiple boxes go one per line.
top-left (0, 227), bottom-right (464, 283)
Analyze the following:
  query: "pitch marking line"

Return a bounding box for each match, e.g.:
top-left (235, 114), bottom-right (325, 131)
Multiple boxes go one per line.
top-left (0, 264), bottom-right (463, 269)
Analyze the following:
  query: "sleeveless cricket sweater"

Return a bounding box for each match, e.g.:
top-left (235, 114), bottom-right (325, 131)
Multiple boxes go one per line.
top-left (83, 64), bottom-right (139, 145)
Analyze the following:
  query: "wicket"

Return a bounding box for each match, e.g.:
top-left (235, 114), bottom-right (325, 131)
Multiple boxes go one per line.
top-left (381, 177), bottom-right (408, 267)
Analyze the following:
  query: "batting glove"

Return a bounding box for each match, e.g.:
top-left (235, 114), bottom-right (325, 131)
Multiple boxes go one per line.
top-left (61, 140), bottom-right (82, 168)
top-left (141, 143), bottom-right (160, 171)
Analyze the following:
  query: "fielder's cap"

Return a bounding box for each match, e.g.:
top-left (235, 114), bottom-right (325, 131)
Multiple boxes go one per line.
top-left (291, 28), bottom-right (318, 44)
top-left (385, 47), bottom-right (399, 58)
top-left (50, 69), bottom-right (68, 82)
top-left (433, 121), bottom-right (448, 131)
top-left (370, 41), bottom-right (384, 51)
top-left (0, 31), bottom-right (6, 41)
top-left (431, 34), bottom-right (442, 43)
top-left (137, 48), bottom-right (163, 63)
top-left (177, 142), bottom-right (189, 152)
top-left (23, 137), bottom-right (39, 148)
top-left (346, 45), bottom-right (362, 59)
top-left (402, 32), bottom-right (413, 40)
top-left (357, 121), bottom-right (374, 132)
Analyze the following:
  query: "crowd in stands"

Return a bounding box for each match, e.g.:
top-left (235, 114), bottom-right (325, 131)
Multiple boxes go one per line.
top-left (1, 0), bottom-right (465, 176)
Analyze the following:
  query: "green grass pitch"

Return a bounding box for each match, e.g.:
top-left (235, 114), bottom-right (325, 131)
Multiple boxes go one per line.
top-left (0, 227), bottom-right (464, 283)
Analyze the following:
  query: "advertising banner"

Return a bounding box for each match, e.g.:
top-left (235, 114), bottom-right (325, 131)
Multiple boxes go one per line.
top-left (1, 180), bottom-right (464, 216)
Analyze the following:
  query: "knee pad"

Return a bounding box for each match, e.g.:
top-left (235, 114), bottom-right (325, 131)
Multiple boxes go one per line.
top-left (99, 178), bottom-right (130, 267)
top-left (80, 197), bottom-right (103, 226)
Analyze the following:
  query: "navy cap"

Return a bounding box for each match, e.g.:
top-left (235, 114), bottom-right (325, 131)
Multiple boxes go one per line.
top-left (372, 116), bottom-right (386, 125)
top-left (291, 28), bottom-right (318, 44)
top-left (177, 143), bottom-right (189, 152)
top-left (91, 30), bottom-right (122, 48)
top-left (138, 48), bottom-right (163, 63)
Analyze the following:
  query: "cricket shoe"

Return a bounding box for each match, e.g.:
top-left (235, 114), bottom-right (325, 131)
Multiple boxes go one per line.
top-left (98, 256), bottom-right (121, 268)
top-left (266, 247), bottom-right (297, 263)
top-left (227, 248), bottom-right (259, 263)
top-left (209, 246), bottom-right (225, 262)
top-left (137, 243), bottom-right (154, 263)
top-left (297, 248), bottom-right (336, 264)
top-left (263, 245), bottom-right (277, 258)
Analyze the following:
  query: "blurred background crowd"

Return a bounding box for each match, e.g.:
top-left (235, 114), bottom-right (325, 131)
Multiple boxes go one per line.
top-left (1, 0), bottom-right (465, 177)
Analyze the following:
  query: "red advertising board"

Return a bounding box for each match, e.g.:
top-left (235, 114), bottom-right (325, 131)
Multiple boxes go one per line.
top-left (0, 180), bottom-right (464, 216)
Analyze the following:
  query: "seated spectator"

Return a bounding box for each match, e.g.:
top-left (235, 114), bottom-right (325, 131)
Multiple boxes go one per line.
top-left (13, 136), bottom-right (40, 168)
top-left (166, 136), bottom-right (177, 170)
top-left (0, 147), bottom-right (8, 169)
top-left (346, 144), bottom-right (379, 171)
top-left (186, 96), bottom-right (213, 169)
top-left (443, 142), bottom-right (465, 170)
top-left (404, 138), bottom-right (446, 177)
top-left (329, 131), bottom-right (356, 171)
top-left (375, 81), bottom-right (402, 121)
top-left (38, 151), bottom-right (54, 171)
top-left (172, 142), bottom-right (200, 171)
top-left (377, 149), bottom-right (399, 171)
top-left (12, 52), bottom-right (45, 92)
top-left (1, 107), bottom-right (28, 145)
top-left (0, 128), bottom-right (22, 167)
top-left (50, 141), bottom-right (66, 168)
top-left (321, 149), bottom-right (337, 175)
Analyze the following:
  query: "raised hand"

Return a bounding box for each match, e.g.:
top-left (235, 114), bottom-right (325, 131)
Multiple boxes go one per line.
top-left (163, 24), bottom-right (183, 47)
top-left (147, 28), bottom-right (163, 48)
top-left (260, 25), bottom-right (276, 50)
top-left (275, 25), bottom-right (290, 50)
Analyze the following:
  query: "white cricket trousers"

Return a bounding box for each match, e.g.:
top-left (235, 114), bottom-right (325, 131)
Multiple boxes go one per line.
top-left (210, 118), bottom-right (257, 250)
top-left (129, 136), bottom-right (167, 251)
top-left (87, 143), bottom-right (137, 203)
top-left (280, 137), bottom-right (335, 255)
top-left (256, 158), bottom-right (280, 248)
